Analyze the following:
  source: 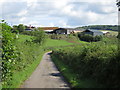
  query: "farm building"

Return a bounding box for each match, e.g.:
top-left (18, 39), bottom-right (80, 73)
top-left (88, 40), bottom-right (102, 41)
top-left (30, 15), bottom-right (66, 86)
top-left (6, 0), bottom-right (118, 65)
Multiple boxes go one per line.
top-left (52, 28), bottom-right (84, 34)
top-left (53, 28), bottom-right (67, 34)
top-left (65, 28), bottom-right (84, 34)
top-left (25, 28), bottom-right (33, 31)
top-left (38, 27), bottom-right (59, 34)
top-left (101, 31), bottom-right (110, 35)
top-left (25, 25), bottom-right (35, 31)
top-left (82, 29), bottom-right (103, 36)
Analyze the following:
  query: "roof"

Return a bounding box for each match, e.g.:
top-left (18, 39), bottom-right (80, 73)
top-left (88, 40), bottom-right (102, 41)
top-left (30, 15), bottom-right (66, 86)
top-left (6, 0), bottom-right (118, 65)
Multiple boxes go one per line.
top-left (65, 28), bottom-right (85, 31)
top-left (54, 28), bottom-right (67, 31)
top-left (25, 29), bottom-right (33, 31)
top-left (39, 27), bottom-right (59, 30)
top-left (101, 31), bottom-right (110, 34)
top-left (85, 29), bottom-right (103, 33)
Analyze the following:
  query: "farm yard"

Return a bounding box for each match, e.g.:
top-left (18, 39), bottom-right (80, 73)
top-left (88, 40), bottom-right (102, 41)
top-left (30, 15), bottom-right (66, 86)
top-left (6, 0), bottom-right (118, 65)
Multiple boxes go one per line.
top-left (1, 21), bottom-right (120, 88)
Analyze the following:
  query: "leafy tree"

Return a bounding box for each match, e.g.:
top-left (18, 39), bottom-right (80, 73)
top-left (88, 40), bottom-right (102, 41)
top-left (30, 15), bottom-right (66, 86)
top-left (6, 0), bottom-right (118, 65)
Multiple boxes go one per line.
top-left (12, 25), bottom-right (19, 33)
top-left (32, 31), bottom-right (46, 44)
top-left (17, 24), bottom-right (25, 33)
top-left (1, 20), bottom-right (5, 23)
top-left (0, 22), bottom-right (12, 31)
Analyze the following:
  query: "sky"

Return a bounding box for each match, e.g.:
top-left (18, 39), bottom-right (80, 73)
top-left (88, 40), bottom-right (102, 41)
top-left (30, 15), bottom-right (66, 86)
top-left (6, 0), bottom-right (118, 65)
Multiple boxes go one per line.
top-left (0, 0), bottom-right (118, 28)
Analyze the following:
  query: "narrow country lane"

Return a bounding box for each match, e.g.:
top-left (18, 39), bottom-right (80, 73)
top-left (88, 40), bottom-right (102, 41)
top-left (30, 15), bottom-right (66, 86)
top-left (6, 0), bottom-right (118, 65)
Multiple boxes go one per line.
top-left (21, 51), bottom-right (70, 89)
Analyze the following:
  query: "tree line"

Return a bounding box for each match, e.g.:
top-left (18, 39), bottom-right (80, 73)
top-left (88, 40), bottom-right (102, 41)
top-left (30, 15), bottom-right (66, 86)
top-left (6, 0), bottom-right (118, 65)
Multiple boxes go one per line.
top-left (76, 25), bottom-right (118, 31)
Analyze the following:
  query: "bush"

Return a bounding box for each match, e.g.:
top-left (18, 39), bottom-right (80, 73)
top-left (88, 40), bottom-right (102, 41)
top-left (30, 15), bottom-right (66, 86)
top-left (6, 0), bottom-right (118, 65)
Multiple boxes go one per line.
top-left (2, 30), bottom-right (19, 86)
top-left (32, 31), bottom-right (46, 44)
top-left (78, 33), bottom-right (102, 42)
top-left (49, 34), bottom-right (79, 42)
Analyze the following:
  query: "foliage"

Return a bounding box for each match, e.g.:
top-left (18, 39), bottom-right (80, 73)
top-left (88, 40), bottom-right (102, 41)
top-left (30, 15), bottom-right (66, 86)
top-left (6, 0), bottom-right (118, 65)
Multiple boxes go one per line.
top-left (12, 24), bottom-right (25, 33)
top-left (12, 25), bottom-right (19, 34)
top-left (17, 24), bottom-right (25, 33)
top-left (21, 30), bottom-right (46, 44)
top-left (32, 31), bottom-right (46, 44)
top-left (76, 25), bottom-right (118, 31)
top-left (48, 34), bottom-right (79, 42)
top-left (78, 33), bottom-right (102, 42)
top-left (51, 55), bottom-right (103, 88)
top-left (52, 37), bottom-right (119, 88)
top-left (2, 30), bottom-right (19, 86)
top-left (0, 23), bottom-right (12, 31)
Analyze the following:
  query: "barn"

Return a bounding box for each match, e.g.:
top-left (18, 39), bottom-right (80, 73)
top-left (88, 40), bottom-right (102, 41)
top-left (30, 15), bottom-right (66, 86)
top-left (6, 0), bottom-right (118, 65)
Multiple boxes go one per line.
top-left (53, 28), bottom-right (68, 34)
top-left (82, 29), bottom-right (103, 36)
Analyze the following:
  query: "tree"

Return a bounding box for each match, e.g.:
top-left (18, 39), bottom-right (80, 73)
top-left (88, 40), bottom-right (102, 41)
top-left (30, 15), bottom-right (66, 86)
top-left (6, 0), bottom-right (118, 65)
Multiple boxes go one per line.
top-left (17, 24), bottom-right (25, 33)
top-left (12, 25), bottom-right (19, 33)
top-left (1, 20), bottom-right (5, 23)
top-left (32, 31), bottom-right (46, 44)
top-left (0, 23), bottom-right (12, 31)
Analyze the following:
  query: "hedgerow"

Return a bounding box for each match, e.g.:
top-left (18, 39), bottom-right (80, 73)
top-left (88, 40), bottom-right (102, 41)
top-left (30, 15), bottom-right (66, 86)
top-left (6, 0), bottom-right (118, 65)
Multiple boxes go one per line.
top-left (52, 37), bottom-right (119, 88)
top-left (2, 29), bottom-right (19, 86)
top-left (78, 33), bottom-right (102, 42)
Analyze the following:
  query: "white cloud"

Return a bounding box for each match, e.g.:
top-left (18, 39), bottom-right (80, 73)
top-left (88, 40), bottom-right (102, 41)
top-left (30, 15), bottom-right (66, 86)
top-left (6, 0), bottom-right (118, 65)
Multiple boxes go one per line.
top-left (17, 10), bottom-right (28, 16)
top-left (1, 0), bottom-right (118, 27)
top-left (19, 17), bottom-right (26, 22)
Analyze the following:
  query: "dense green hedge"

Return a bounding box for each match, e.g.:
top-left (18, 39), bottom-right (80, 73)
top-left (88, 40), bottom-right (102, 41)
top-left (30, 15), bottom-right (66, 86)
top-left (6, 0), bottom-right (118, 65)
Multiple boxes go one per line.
top-left (52, 37), bottom-right (119, 88)
top-left (78, 33), bottom-right (102, 42)
top-left (2, 30), bottom-right (19, 86)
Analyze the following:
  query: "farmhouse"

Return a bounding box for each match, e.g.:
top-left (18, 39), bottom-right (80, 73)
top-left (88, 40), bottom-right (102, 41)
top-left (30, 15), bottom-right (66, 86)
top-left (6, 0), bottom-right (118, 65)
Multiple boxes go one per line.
top-left (82, 29), bottom-right (103, 36)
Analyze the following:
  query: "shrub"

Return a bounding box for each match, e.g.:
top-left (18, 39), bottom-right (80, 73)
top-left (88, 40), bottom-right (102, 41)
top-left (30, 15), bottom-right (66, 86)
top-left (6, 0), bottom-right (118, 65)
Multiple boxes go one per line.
top-left (2, 30), bottom-right (19, 86)
top-left (78, 33), bottom-right (102, 42)
top-left (32, 31), bottom-right (46, 44)
top-left (49, 34), bottom-right (79, 42)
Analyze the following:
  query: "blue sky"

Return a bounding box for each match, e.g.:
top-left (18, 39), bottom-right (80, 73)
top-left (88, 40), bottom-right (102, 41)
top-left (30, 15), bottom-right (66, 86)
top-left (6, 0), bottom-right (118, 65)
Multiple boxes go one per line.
top-left (0, 0), bottom-right (118, 28)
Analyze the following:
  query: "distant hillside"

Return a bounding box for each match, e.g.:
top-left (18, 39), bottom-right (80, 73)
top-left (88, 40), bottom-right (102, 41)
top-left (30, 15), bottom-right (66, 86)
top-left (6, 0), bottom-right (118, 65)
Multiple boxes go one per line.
top-left (76, 25), bottom-right (118, 31)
